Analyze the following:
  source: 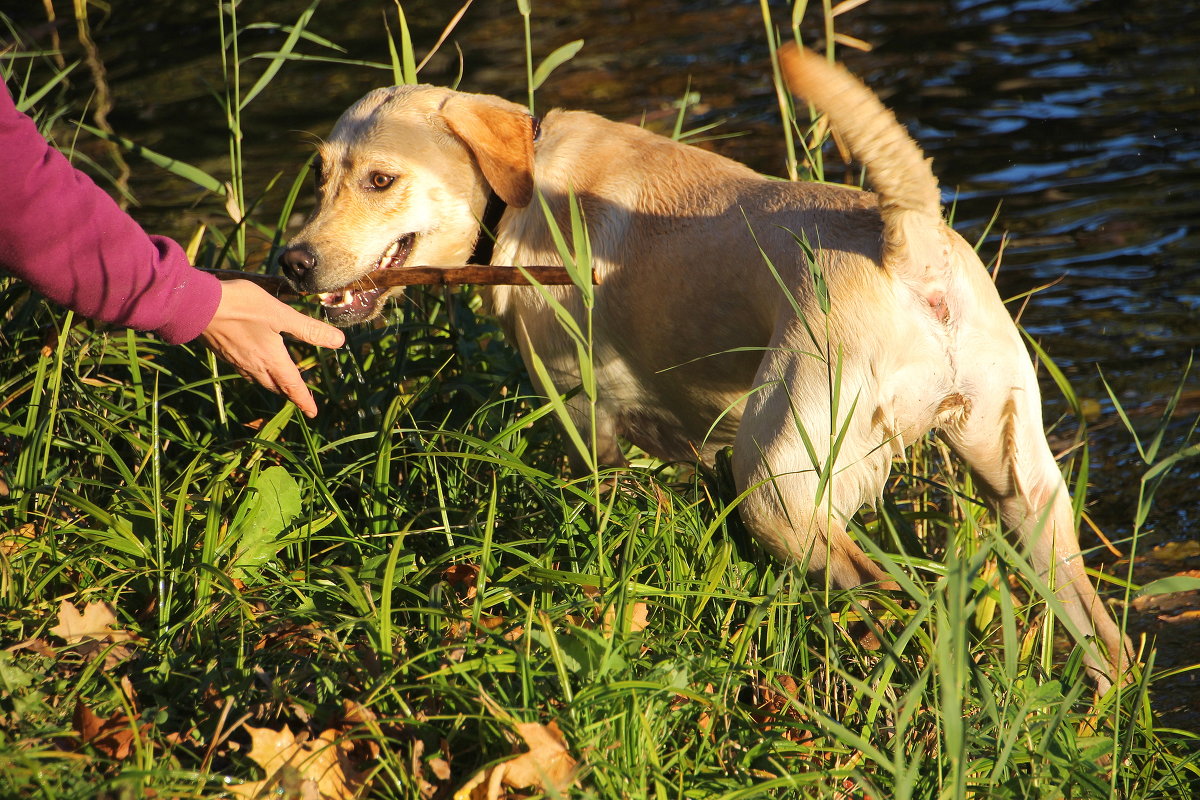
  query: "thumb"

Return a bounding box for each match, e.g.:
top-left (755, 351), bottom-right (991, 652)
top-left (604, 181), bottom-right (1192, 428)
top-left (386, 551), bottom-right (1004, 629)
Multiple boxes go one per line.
top-left (275, 303), bottom-right (346, 349)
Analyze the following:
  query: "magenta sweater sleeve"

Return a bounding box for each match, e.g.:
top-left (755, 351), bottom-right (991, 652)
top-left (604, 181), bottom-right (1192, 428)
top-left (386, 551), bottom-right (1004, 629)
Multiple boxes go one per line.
top-left (0, 81), bottom-right (221, 344)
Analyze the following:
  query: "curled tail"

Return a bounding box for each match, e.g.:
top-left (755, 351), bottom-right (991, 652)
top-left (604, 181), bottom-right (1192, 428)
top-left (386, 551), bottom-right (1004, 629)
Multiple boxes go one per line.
top-left (778, 44), bottom-right (950, 309)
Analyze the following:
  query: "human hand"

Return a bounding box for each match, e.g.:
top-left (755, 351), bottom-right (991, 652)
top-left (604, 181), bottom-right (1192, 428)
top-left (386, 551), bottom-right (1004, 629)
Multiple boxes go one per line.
top-left (200, 279), bottom-right (345, 418)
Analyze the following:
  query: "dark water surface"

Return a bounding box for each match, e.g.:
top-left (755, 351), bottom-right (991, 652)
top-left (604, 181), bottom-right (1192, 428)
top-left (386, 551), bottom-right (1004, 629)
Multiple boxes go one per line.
top-left (11, 0), bottom-right (1200, 709)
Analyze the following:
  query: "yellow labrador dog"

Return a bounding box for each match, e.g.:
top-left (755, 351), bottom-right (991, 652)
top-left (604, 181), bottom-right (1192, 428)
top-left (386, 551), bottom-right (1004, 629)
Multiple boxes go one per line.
top-left (280, 44), bottom-right (1130, 689)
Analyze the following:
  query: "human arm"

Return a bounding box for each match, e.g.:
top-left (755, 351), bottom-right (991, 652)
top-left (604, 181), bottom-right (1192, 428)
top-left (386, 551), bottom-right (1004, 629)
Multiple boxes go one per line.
top-left (201, 279), bottom-right (344, 418)
top-left (0, 80), bottom-right (343, 416)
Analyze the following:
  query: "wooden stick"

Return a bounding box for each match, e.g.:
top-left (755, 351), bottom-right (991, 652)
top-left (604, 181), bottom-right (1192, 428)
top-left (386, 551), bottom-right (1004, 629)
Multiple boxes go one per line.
top-left (200, 264), bottom-right (596, 297)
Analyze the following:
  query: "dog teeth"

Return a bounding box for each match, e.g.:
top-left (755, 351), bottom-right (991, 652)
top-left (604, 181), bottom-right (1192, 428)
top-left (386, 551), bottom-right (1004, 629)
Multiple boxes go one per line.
top-left (383, 240), bottom-right (400, 260)
top-left (317, 290), bottom-right (359, 309)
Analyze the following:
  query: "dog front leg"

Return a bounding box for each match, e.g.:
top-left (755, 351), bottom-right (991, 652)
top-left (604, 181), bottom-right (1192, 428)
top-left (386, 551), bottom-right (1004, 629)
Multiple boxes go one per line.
top-left (510, 311), bottom-right (626, 473)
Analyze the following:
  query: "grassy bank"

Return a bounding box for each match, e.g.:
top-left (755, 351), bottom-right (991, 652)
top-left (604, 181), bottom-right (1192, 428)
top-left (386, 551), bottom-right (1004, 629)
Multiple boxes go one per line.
top-left (2, 2), bottom-right (1199, 798)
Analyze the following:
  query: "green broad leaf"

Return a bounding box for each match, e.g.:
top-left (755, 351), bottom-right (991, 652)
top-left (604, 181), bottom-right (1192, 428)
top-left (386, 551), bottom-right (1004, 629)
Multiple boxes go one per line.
top-left (229, 466), bottom-right (303, 578)
top-left (529, 624), bottom-right (625, 678)
top-left (1024, 678), bottom-right (1064, 707)
top-left (531, 39), bottom-right (583, 91)
top-left (0, 651), bottom-right (36, 694)
top-left (1136, 576), bottom-right (1200, 598)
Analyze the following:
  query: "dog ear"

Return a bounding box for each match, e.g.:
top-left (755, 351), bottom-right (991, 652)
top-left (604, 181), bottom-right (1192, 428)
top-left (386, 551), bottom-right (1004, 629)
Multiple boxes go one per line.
top-left (441, 93), bottom-right (535, 208)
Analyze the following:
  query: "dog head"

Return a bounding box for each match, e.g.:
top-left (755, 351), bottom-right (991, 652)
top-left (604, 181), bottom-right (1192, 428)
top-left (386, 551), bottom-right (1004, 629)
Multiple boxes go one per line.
top-left (279, 85), bottom-right (536, 325)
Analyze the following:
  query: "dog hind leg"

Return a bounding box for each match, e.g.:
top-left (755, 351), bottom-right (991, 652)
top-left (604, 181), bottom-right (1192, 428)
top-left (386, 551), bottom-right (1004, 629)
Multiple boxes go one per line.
top-left (731, 353), bottom-right (900, 593)
top-left (940, 356), bottom-right (1132, 692)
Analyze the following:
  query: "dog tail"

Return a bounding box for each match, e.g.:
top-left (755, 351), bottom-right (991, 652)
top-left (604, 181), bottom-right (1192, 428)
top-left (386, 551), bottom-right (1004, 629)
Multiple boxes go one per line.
top-left (779, 44), bottom-right (949, 305)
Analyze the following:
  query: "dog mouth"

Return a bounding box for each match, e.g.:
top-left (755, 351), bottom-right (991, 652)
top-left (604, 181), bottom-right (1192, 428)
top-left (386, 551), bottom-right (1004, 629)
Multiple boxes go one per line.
top-left (317, 233), bottom-right (415, 325)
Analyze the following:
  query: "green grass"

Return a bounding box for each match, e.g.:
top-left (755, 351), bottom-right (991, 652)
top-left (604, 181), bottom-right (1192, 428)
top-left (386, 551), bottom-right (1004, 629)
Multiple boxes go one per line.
top-left (2, 2), bottom-right (1200, 798)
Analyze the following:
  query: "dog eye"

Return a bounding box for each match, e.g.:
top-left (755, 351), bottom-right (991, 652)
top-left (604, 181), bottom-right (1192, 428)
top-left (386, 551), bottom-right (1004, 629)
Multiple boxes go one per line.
top-left (367, 172), bottom-right (395, 191)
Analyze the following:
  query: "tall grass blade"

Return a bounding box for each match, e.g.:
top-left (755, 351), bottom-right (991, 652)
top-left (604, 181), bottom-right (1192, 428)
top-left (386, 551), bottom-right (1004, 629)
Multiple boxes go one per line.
top-left (77, 124), bottom-right (224, 194)
top-left (531, 39), bottom-right (583, 91)
top-left (240, 0), bottom-right (322, 109)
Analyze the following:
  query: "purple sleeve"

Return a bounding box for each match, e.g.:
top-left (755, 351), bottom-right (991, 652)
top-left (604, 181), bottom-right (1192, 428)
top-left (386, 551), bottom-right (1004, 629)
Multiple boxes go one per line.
top-left (0, 81), bottom-right (221, 345)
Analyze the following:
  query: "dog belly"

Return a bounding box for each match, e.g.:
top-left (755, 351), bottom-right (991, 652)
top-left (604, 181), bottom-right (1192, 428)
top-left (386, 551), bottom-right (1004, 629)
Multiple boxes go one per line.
top-left (589, 354), bottom-right (748, 463)
top-left (613, 395), bottom-right (745, 463)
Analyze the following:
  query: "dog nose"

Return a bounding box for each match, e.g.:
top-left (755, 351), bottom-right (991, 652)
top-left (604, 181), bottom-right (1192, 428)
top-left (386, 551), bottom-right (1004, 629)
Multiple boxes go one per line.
top-left (279, 244), bottom-right (317, 287)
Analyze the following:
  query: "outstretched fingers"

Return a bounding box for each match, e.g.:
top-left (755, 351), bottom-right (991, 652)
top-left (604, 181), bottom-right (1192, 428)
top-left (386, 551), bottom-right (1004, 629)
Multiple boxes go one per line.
top-left (199, 279), bottom-right (344, 418)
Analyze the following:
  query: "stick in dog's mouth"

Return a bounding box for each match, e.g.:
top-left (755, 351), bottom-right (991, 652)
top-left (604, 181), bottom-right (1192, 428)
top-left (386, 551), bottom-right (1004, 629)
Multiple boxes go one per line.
top-left (317, 232), bottom-right (416, 323)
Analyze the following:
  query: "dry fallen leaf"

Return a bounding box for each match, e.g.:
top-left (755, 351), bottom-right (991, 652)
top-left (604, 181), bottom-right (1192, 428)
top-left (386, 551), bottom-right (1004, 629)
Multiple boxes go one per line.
top-left (0, 523), bottom-right (35, 557)
top-left (337, 699), bottom-right (381, 761)
top-left (51, 599), bottom-right (139, 670)
top-left (752, 674), bottom-right (812, 743)
top-left (6, 637), bottom-right (55, 657)
top-left (442, 616), bottom-right (526, 664)
top-left (51, 600), bottom-right (136, 645)
top-left (233, 724), bottom-right (365, 800)
top-left (411, 737), bottom-right (453, 799)
top-left (600, 601), bottom-right (649, 634)
top-left (670, 682), bottom-right (715, 739)
top-left (454, 719), bottom-right (577, 800)
top-left (73, 700), bottom-right (149, 761)
top-left (478, 615), bottom-right (525, 642)
top-left (443, 563), bottom-right (481, 602)
top-left (578, 585), bottom-right (650, 635)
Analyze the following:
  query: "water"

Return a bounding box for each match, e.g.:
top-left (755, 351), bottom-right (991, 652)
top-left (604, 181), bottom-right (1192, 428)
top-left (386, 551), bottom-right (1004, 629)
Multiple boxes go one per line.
top-left (13, 0), bottom-right (1199, 532)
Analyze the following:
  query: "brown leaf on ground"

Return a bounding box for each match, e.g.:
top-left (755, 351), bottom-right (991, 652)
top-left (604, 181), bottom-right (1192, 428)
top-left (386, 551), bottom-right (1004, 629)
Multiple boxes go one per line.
top-left (72, 700), bottom-right (149, 761)
top-left (504, 721), bottom-right (577, 788)
top-left (0, 523), bottom-right (35, 557)
top-left (600, 601), bottom-right (649, 634)
top-left (254, 620), bottom-right (325, 654)
top-left (51, 599), bottom-right (140, 670)
top-left (752, 675), bottom-right (812, 744)
top-left (1131, 569), bottom-right (1200, 613)
top-left (442, 616), bottom-right (526, 664)
top-left (233, 724), bottom-right (365, 800)
top-left (454, 720), bottom-right (577, 800)
top-left (443, 563), bottom-right (481, 602)
top-left (578, 586), bottom-right (650, 635)
top-left (670, 683), bottom-right (715, 738)
top-left (339, 699), bottom-right (376, 726)
top-left (51, 600), bottom-right (135, 644)
top-left (478, 615), bottom-right (525, 641)
top-left (6, 637), bottom-right (55, 657)
top-left (411, 737), bottom-right (453, 799)
top-left (337, 699), bottom-right (381, 761)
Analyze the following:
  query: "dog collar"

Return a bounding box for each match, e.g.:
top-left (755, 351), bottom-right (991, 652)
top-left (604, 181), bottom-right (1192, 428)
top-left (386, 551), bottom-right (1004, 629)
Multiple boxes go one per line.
top-left (469, 191), bottom-right (507, 266)
top-left (468, 115), bottom-right (541, 266)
